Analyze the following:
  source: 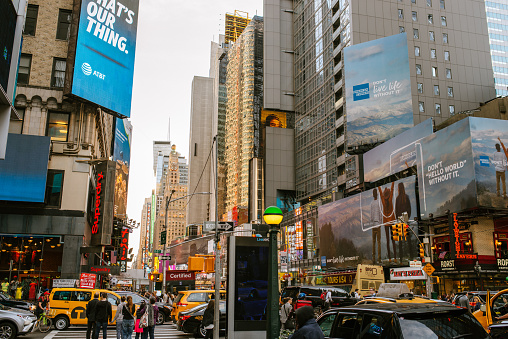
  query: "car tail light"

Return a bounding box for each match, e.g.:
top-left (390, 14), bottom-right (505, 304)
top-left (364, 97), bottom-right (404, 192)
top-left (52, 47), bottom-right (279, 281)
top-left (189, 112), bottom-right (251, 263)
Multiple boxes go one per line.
top-left (176, 302), bottom-right (188, 307)
top-left (180, 315), bottom-right (191, 321)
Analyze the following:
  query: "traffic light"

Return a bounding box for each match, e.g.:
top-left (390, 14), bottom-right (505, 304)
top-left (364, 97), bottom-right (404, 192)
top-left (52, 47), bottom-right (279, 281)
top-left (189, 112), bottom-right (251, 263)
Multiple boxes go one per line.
top-left (403, 224), bottom-right (409, 240)
top-left (419, 243), bottom-right (425, 258)
top-left (204, 257), bottom-right (215, 273)
top-left (149, 273), bottom-right (162, 282)
top-left (155, 273), bottom-right (163, 282)
top-left (188, 256), bottom-right (205, 271)
top-left (149, 273), bottom-right (156, 282)
top-left (392, 224), bottom-right (399, 241)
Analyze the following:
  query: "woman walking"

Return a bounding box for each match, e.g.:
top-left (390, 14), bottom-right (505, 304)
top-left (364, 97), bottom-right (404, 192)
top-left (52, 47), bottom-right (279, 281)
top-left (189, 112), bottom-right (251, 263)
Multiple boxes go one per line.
top-left (138, 297), bottom-right (158, 339)
top-left (202, 300), bottom-right (215, 339)
top-left (122, 296), bottom-right (136, 339)
top-left (134, 299), bottom-right (146, 339)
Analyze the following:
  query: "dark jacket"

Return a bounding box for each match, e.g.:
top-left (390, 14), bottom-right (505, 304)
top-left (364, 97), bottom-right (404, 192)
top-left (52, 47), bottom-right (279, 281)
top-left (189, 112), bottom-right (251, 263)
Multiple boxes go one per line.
top-left (202, 306), bottom-right (214, 327)
top-left (135, 302), bottom-right (146, 320)
top-left (95, 300), bottom-right (112, 323)
top-left (136, 303), bottom-right (158, 326)
top-left (86, 298), bottom-right (99, 322)
top-left (289, 319), bottom-right (324, 339)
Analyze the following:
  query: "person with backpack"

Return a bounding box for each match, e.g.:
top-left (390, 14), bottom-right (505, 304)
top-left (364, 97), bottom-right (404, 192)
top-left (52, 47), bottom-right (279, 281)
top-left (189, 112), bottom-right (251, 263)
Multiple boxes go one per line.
top-left (280, 297), bottom-right (294, 331)
top-left (137, 296), bottom-right (158, 339)
top-left (134, 299), bottom-right (146, 339)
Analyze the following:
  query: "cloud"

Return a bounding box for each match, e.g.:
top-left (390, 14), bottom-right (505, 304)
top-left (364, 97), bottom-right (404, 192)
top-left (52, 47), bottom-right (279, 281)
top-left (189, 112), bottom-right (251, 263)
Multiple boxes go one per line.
top-left (346, 44), bottom-right (384, 61)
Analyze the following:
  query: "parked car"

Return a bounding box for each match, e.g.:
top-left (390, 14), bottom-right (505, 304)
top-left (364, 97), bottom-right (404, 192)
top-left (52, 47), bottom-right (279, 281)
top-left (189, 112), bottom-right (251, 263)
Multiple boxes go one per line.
top-left (115, 291), bottom-right (171, 325)
top-left (0, 304), bottom-right (37, 338)
top-left (280, 285), bottom-right (357, 312)
top-left (171, 290), bottom-right (226, 322)
top-left (317, 303), bottom-right (490, 338)
top-left (0, 292), bottom-right (35, 312)
top-left (473, 289), bottom-right (508, 338)
top-left (177, 301), bottom-right (226, 338)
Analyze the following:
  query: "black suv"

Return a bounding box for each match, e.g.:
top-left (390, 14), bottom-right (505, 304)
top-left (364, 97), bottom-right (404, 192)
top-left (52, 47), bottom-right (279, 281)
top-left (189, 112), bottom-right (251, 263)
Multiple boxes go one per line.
top-left (281, 286), bottom-right (357, 311)
top-left (316, 303), bottom-right (490, 338)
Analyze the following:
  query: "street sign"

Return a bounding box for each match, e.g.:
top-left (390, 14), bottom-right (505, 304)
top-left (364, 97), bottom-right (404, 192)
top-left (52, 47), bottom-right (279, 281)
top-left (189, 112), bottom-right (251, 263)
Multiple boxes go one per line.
top-left (410, 260), bottom-right (422, 267)
top-left (160, 256), bottom-right (171, 260)
top-left (160, 231), bottom-right (166, 245)
top-left (154, 250), bottom-right (162, 253)
top-left (423, 263), bottom-right (435, 276)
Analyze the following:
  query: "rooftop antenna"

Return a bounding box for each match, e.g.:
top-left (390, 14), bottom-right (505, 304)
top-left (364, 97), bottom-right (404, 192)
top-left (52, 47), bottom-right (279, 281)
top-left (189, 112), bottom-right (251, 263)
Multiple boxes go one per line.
top-left (167, 117), bottom-right (171, 142)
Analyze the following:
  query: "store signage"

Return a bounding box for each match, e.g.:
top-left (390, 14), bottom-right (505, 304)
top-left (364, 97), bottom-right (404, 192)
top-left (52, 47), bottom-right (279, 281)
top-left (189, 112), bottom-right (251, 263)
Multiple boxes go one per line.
top-left (166, 270), bottom-right (195, 281)
top-left (440, 259), bottom-right (455, 271)
top-left (435, 223), bottom-right (469, 235)
top-left (120, 261), bottom-right (126, 273)
top-left (306, 220), bottom-right (314, 251)
top-left (91, 161), bottom-right (115, 246)
top-left (497, 258), bottom-right (508, 271)
top-left (321, 273), bottom-right (356, 285)
top-left (120, 228), bottom-right (129, 261)
top-left (390, 267), bottom-right (427, 280)
top-left (80, 273), bottom-right (96, 289)
top-left (280, 251), bottom-right (288, 273)
top-left (53, 279), bottom-right (78, 288)
top-left (117, 279), bottom-right (132, 285)
top-left (92, 171), bottom-right (104, 235)
top-left (409, 260), bottom-right (422, 267)
top-left (448, 213), bottom-right (477, 259)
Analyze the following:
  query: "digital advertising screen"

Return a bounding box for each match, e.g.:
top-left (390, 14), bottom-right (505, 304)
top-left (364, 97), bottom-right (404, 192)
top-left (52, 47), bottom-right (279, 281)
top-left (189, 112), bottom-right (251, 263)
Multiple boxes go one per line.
top-left (0, 0), bottom-right (17, 93)
top-left (0, 134), bottom-right (50, 202)
top-left (113, 117), bottom-right (132, 217)
top-left (345, 33), bottom-right (414, 148)
top-left (69, 0), bottom-right (139, 117)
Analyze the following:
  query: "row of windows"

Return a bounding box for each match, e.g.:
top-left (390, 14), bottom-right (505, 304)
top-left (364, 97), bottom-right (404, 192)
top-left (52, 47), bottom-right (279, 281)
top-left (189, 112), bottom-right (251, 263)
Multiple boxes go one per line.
top-left (24, 5), bottom-right (72, 40)
top-left (415, 46), bottom-right (450, 61)
top-left (418, 101), bottom-right (455, 115)
top-left (399, 27), bottom-right (448, 43)
top-left (487, 11), bottom-right (508, 22)
top-left (399, 9), bottom-right (447, 26)
top-left (493, 66), bottom-right (508, 74)
top-left (491, 44), bottom-right (508, 53)
top-left (415, 64), bottom-right (452, 79)
top-left (9, 109), bottom-right (70, 143)
top-left (417, 83), bottom-right (454, 97)
top-left (488, 22), bottom-right (508, 32)
top-left (492, 55), bottom-right (508, 63)
top-left (398, 0), bottom-right (446, 9)
top-left (17, 54), bottom-right (66, 88)
top-left (486, 1), bottom-right (508, 11)
top-left (490, 33), bottom-right (508, 42)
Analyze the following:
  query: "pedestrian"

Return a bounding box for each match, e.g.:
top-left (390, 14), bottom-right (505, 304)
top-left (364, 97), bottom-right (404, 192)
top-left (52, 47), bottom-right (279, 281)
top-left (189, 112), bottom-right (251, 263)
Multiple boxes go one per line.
top-left (163, 292), bottom-right (168, 304)
top-left (202, 299), bottom-right (215, 339)
top-left (353, 289), bottom-right (360, 298)
top-left (138, 296), bottom-right (158, 339)
top-left (86, 293), bottom-right (99, 339)
top-left (112, 295), bottom-right (126, 339)
top-left (457, 292), bottom-right (472, 312)
top-left (94, 292), bottom-right (112, 339)
top-left (9, 278), bottom-right (18, 298)
top-left (280, 297), bottom-right (294, 331)
top-left (134, 299), bottom-right (146, 339)
top-left (289, 306), bottom-right (324, 339)
top-left (324, 290), bottom-right (332, 310)
top-left (122, 296), bottom-right (136, 339)
top-left (1, 278), bottom-right (9, 294)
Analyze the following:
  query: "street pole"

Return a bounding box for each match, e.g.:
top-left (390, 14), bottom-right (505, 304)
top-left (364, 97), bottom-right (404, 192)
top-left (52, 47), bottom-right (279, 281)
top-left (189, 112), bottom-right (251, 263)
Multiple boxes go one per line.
top-left (213, 136), bottom-right (220, 339)
top-left (162, 190), bottom-right (175, 295)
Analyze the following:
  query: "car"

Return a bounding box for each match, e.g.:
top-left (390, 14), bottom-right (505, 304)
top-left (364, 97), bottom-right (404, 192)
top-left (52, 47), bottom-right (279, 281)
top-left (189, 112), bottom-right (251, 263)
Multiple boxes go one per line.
top-left (355, 283), bottom-right (441, 305)
top-left (473, 289), bottom-right (508, 338)
top-left (171, 290), bottom-right (226, 322)
top-left (0, 304), bottom-right (37, 338)
top-left (317, 303), bottom-right (490, 338)
top-left (280, 286), bottom-right (358, 313)
top-left (177, 301), bottom-right (226, 338)
top-left (114, 291), bottom-right (171, 325)
top-left (49, 288), bottom-right (121, 330)
top-left (0, 292), bottom-right (35, 312)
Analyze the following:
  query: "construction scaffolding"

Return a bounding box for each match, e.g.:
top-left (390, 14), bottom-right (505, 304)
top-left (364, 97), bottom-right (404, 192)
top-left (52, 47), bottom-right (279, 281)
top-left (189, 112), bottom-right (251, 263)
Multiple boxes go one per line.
top-left (225, 10), bottom-right (250, 44)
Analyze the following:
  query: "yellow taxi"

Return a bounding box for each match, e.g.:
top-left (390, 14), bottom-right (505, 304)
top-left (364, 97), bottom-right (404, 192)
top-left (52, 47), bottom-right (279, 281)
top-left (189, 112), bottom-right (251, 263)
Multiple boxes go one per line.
top-left (355, 283), bottom-right (440, 305)
top-left (49, 288), bottom-right (121, 330)
top-left (473, 289), bottom-right (508, 335)
top-left (171, 290), bottom-right (226, 322)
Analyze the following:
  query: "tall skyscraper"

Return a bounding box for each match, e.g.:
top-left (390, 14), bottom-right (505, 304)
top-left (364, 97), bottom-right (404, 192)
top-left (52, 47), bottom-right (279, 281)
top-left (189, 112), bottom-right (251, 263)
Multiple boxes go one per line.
top-left (225, 11), bottom-right (250, 44)
top-left (485, 0), bottom-right (508, 96)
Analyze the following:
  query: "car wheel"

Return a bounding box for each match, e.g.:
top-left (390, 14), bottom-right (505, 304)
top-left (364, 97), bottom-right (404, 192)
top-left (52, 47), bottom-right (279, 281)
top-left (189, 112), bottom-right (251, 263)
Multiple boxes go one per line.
top-left (0, 322), bottom-right (16, 339)
top-left (156, 312), bottom-right (165, 325)
top-left (195, 325), bottom-right (206, 338)
top-left (54, 316), bottom-right (70, 330)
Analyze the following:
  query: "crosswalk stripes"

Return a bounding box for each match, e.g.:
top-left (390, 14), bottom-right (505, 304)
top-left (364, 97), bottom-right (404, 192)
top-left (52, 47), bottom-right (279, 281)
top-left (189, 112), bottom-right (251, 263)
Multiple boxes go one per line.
top-left (42, 324), bottom-right (193, 339)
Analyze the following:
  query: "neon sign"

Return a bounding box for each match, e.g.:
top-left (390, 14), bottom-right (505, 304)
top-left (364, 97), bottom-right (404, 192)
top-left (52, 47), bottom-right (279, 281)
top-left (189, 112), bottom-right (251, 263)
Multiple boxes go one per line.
top-left (92, 172), bottom-right (104, 234)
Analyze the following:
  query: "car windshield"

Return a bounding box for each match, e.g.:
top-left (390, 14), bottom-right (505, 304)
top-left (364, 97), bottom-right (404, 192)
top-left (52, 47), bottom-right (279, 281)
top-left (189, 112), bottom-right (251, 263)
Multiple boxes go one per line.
top-left (399, 310), bottom-right (488, 338)
top-left (174, 294), bottom-right (184, 304)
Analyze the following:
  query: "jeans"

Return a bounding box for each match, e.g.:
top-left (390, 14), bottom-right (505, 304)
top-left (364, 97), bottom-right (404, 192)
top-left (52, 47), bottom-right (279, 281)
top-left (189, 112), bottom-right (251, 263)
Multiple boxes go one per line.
top-left (122, 319), bottom-right (135, 339)
top-left (116, 320), bottom-right (123, 339)
top-left (86, 321), bottom-right (96, 339)
top-left (497, 171), bottom-right (506, 196)
top-left (94, 321), bottom-right (108, 339)
top-left (141, 326), bottom-right (154, 339)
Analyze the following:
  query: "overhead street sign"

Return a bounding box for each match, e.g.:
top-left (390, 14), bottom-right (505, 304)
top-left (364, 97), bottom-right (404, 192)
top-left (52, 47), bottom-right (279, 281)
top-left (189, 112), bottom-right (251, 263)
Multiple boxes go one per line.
top-left (423, 263), bottom-right (435, 276)
top-left (160, 256), bottom-right (171, 260)
top-left (154, 250), bottom-right (162, 253)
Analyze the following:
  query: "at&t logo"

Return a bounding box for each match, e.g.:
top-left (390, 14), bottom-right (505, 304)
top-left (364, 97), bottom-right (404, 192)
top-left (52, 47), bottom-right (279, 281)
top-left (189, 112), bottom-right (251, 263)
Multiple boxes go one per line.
top-left (81, 63), bottom-right (106, 80)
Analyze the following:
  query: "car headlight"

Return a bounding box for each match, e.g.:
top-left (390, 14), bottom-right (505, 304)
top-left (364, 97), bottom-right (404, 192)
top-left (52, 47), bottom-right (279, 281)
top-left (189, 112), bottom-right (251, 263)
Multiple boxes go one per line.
top-left (17, 314), bottom-right (32, 324)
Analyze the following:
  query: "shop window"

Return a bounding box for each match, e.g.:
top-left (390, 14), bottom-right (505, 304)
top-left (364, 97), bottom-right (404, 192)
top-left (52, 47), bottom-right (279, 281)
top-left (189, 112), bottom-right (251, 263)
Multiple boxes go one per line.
top-left (56, 9), bottom-right (72, 40)
top-left (46, 111), bottom-right (70, 141)
top-left (494, 232), bottom-right (508, 259)
top-left (53, 291), bottom-right (71, 301)
top-left (45, 170), bottom-right (64, 207)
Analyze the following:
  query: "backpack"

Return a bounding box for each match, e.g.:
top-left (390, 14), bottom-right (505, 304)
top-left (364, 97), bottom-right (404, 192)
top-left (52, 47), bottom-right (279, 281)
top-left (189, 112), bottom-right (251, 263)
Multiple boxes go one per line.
top-left (320, 292), bottom-right (326, 300)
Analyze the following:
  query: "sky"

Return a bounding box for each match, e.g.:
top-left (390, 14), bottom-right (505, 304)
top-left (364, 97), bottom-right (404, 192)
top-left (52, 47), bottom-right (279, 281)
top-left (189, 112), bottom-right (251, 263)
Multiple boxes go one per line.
top-left (126, 0), bottom-right (263, 262)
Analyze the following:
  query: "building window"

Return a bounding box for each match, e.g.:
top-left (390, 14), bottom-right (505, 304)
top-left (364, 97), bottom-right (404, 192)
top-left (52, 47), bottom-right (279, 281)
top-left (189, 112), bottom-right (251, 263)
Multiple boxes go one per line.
top-left (427, 0), bottom-right (432, 6)
top-left (51, 58), bottom-right (66, 88)
top-left (429, 31), bottom-right (435, 41)
top-left (419, 101), bottom-right (425, 113)
top-left (447, 87), bottom-right (454, 97)
top-left (24, 5), bottom-right (39, 36)
top-left (45, 170), bottom-right (64, 208)
top-left (441, 16), bottom-right (447, 26)
top-left (416, 64), bottom-right (422, 75)
top-left (46, 112), bottom-right (70, 141)
top-left (417, 83), bottom-right (424, 93)
top-left (8, 108), bottom-right (24, 134)
top-left (434, 85), bottom-right (440, 96)
top-left (432, 66), bottom-right (438, 77)
top-left (17, 54), bottom-right (32, 85)
top-left (400, 26), bottom-right (405, 33)
top-left (449, 105), bottom-right (455, 115)
top-left (443, 33), bottom-right (448, 43)
top-left (435, 103), bottom-right (441, 114)
top-left (398, 9), bottom-right (404, 19)
top-left (440, 0), bottom-right (445, 9)
top-left (428, 14), bottom-right (433, 24)
top-left (414, 28), bottom-right (419, 39)
top-left (412, 0), bottom-right (416, 3)
top-left (446, 68), bottom-right (452, 79)
top-left (415, 46), bottom-right (420, 56)
top-left (444, 50), bottom-right (450, 61)
top-left (412, 11), bottom-right (418, 21)
top-left (430, 49), bottom-right (436, 59)
top-left (56, 9), bottom-right (72, 40)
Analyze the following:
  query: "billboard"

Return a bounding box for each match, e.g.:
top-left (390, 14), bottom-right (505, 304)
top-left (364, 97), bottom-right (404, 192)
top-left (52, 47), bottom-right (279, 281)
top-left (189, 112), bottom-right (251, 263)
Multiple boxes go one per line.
top-left (345, 33), bottom-right (413, 148)
top-left (91, 160), bottom-right (116, 246)
top-left (261, 110), bottom-right (286, 128)
top-left (0, 0), bottom-right (17, 93)
top-left (318, 176), bottom-right (418, 268)
top-left (364, 119), bottom-right (433, 183)
top-left (0, 134), bottom-right (50, 202)
top-left (67, 0), bottom-right (139, 117)
top-left (113, 118), bottom-right (132, 217)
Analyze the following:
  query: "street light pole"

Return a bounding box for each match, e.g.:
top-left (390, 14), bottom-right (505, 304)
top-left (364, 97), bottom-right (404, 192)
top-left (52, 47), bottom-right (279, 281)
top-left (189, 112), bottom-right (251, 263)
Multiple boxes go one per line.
top-left (213, 136), bottom-right (220, 339)
top-left (163, 189), bottom-right (175, 294)
top-left (264, 206), bottom-right (283, 339)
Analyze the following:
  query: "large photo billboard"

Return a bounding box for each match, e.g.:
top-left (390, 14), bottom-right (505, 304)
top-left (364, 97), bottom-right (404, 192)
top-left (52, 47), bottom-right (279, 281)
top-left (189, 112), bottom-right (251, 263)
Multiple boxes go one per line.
top-left (68, 0), bottom-right (139, 117)
top-left (318, 176), bottom-right (418, 268)
top-left (364, 119), bottom-right (433, 183)
top-left (345, 33), bottom-right (413, 148)
top-left (113, 118), bottom-right (132, 217)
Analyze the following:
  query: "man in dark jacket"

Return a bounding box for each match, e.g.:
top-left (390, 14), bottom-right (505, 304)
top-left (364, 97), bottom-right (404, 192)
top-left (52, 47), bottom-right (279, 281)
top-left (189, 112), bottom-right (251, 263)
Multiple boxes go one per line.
top-left (86, 292), bottom-right (99, 339)
top-left (457, 292), bottom-right (472, 312)
top-left (289, 306), bottom-right (324, 339)
top-left (94, 292), bottom-right (112, 339)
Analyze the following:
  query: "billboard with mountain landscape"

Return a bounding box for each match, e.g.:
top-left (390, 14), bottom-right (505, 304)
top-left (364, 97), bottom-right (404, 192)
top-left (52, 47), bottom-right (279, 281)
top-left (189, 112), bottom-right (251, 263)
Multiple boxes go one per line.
top-left (345, 33), bottom-right (413, 148)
